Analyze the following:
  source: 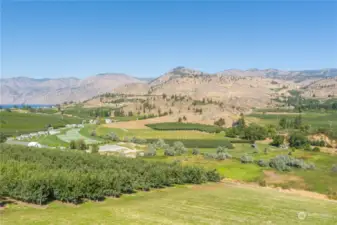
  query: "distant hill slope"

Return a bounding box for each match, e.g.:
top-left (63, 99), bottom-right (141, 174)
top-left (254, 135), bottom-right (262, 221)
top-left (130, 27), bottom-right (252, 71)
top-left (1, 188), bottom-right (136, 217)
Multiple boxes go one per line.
top-left (0, 74), bottom-right (143, 104)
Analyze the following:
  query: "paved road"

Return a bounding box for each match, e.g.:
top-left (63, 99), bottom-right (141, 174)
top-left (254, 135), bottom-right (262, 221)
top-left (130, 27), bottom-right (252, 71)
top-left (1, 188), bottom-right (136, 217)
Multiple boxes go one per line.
top-left (5, 139), bottom-right (49, 148)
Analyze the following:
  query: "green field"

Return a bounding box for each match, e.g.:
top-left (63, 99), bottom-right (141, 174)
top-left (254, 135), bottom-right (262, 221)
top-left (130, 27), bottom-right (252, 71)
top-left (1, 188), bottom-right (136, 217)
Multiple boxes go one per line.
top-left (57, 128), bottom-right (100, 144)
top-left (0, 111), bottom-right (82, 136)
top-left (248, 112), bottom-right (337, 138)
top-left (146, 122), bottom-right (224, 133)
top-left (3, 182), bottom-right (337, 225)
top-left (97, 127), bottom-right (225, 140)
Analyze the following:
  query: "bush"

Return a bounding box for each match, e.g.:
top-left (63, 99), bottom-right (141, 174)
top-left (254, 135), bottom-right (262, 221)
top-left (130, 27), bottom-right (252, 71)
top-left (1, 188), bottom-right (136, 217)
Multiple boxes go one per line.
top-left (164, 147), bottom-right (175, 156)
top-left (270, 135), bottom-right (284, 147)
top-left (130, 137), bottom-right (147, 144)
top-left (106, 132), bottom-right (120, 142)
top-left (312, 146), bottom-right (320, 152)
top-left (269, 155), bottom-right (315, 171)
top-left (172, 141), bottom-right (187, 155)
top-left (155, 139), bottom-right (166, 149)
top-left (256, 159), bottom-right (269, 167)
top-left (192, 148), bottom-right (200, 155)
top-left (0, 132), bottom-right (7, 143)
top-left (90, 130), bottom-right (96, 137)
top-left (240, 155), bottom-right (254, 164)
top-left (76, 139), bottom-right (87, 150)
top-left (144, 144), bottom-right (156, 157)
top-left (288, 132), bottom-right (309, 148)
top-left (91, 144), bottom-right (99, 153)
top-left (0, 144), bottom-right (220, 204)
top-left (69, 140), bottom-right (76, 149)
top-left (241, 123), bottom-right (268, 141)
top-left (331, 164), bottom-right (337, 173)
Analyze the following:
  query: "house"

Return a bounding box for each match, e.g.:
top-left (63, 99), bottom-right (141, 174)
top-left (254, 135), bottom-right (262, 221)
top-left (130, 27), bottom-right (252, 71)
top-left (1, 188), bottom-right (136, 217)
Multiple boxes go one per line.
top-left (49, 130), bottom-right (60, 135)
top-left (105, 118), bottom-right (112, 124)
top-left (28, 142), bottom-right (42, 148)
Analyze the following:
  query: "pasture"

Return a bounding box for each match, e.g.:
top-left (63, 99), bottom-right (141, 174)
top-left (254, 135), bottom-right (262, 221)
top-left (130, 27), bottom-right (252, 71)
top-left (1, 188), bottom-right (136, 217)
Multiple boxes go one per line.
top-left (3, 182), bottom-right (337, 225)
top-left (0, 111), bottom-right (81, 137)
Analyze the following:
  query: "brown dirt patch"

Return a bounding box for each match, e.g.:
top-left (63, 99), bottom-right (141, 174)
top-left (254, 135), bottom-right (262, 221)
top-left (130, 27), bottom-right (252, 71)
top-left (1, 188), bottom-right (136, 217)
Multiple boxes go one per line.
top-left (263, 170), bottom-right (306, 188)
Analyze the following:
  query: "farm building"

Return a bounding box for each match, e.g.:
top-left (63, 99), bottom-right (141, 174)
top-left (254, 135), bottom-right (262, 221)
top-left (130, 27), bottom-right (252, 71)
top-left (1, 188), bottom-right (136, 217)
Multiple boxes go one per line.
top-left (27, 142), bottom-right (42, 148)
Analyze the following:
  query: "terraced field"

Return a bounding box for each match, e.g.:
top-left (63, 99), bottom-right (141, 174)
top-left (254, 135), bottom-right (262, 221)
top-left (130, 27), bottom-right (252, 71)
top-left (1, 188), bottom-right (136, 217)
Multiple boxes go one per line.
top-left (3, 182), bottom-right (337, 225)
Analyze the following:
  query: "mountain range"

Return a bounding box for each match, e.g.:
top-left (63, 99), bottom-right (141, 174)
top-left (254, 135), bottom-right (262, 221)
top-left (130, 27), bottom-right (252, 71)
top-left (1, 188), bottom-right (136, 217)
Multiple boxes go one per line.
top-left (1, 68), bottom-right (336, 104)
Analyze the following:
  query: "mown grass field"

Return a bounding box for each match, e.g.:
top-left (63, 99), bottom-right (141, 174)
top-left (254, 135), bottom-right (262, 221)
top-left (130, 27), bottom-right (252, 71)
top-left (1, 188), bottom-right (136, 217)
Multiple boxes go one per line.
top-left (3, 182), bottom-right (337, 225)
top-left (0, 111), bottom-right (82, 136)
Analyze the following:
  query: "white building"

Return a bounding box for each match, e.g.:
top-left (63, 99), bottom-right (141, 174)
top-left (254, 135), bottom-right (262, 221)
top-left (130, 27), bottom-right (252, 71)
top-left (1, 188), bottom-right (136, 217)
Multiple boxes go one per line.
top-left (28, 142), bottom-right (42, 148)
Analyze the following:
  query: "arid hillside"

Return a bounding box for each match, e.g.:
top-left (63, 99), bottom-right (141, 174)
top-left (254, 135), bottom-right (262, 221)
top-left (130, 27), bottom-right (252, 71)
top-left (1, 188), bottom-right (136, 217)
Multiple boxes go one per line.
top-left (301, 77), bottom-right (337, 98)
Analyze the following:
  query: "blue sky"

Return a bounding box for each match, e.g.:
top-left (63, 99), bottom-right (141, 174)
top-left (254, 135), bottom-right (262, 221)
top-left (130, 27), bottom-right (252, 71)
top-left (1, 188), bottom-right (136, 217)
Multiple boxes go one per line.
top-left (1, 1), bottom-right (337, 79)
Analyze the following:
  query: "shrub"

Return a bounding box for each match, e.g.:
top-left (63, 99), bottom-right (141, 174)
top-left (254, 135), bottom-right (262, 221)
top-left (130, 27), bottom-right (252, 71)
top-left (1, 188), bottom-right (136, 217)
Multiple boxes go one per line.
top-left (76, 139), bottom-right (87, 150)
top-left (256, 159), bottom-right (269, 167)
top-left (130, 137), bottom-right (147, 144)
top-left (192, 148), bottom-right (200, 155)
top-left (155, 139), bottom-right (166, 149)
top-left (241, 123), bottom-right (268, 141)
top-left (240, 155), bottom-right (254, 164)
top-left (144, 144), bottom-right (156, 157)
top-left (216, 146), bottom-right (227, 154)
top-left (312, 146), bottom-right (320, 152)
top-left (107, 132), bottom-right (120, 142)
top-left (164, 147), bottom-right (175, 156)
top-left (269, 155), bottom-right (315, 171)
top-left (288, 132), bottom-right (309, 148)
top-left (90, 130), bottom-right (96, 137)
top-left (270, 135), bottom-right (284, 147)
top-left (91, 144), bottom-right (99, 153)
top-left (69, 140), bottom-right (76, 149)
top-left (173, 141), bottom-right (187, 155)
top-left (216, 152), bottom-right (232, 160)
top-left (331, 164), bottom-right (337, 173)
top-left (0, 132), bottom-right (7, 143)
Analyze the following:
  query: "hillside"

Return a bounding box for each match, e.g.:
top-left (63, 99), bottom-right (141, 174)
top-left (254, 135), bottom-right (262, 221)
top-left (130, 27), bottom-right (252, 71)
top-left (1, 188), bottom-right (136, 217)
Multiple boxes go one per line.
top-left (301, 77), bottom-right (337, 98)
top-left (0, 74), bottom-right (143, 104)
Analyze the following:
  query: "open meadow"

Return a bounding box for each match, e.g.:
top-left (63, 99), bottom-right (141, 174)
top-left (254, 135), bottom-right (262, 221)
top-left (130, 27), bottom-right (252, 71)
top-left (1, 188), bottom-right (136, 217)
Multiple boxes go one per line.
top-left (2, 182), bottom-right (337, 225)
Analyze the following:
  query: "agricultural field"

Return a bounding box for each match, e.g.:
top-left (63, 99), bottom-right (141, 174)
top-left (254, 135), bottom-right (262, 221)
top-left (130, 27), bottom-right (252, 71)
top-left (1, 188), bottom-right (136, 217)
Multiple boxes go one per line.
top-left (3, 182), bottom-right (337, 225)
top-left (146, 122), bottom-right (224, 133)
top-left (97, 127), bottom-right (225, 140)
top-left (0, 111), bottom-right (82, 137)
top-left (57, 128), bottom-right (100, 144)
top-left (248, 111), bottom-right (337, 136)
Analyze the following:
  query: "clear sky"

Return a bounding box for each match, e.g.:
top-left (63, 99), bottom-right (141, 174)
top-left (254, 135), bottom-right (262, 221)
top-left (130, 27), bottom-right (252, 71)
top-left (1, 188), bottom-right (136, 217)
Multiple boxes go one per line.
top-left (1, 1), bottom-right (337, 79)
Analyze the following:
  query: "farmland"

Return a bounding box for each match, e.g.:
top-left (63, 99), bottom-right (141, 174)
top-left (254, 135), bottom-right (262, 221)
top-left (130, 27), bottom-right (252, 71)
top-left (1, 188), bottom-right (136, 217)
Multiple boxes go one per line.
top-left (247, 111), bottom-right (337, 138)
top-left (0, 111), bottom-right (82, 137)
top-left (3, 182), bottom-right (337, 225)
top-left (57, 128), bottom-right (100, 144)
top-left (146, 122), bottom-right (224, 133)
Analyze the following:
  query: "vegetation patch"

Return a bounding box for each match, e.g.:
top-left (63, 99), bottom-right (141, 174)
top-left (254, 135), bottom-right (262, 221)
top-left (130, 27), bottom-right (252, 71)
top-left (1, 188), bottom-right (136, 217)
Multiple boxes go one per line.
top-left (0, 144), bottom-right (220, 205)
top-left (146, 122), bottom-right (224, 133)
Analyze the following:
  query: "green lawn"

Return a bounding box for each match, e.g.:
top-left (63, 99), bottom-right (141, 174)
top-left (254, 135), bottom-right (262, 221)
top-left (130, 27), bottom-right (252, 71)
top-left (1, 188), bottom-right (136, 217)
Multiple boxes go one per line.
top-left (3, 182), bottom-right (337, 225)
top-left (0, 111), bottom-right (82, 136)
top-left (57, 128), bottom-right (100, 144)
